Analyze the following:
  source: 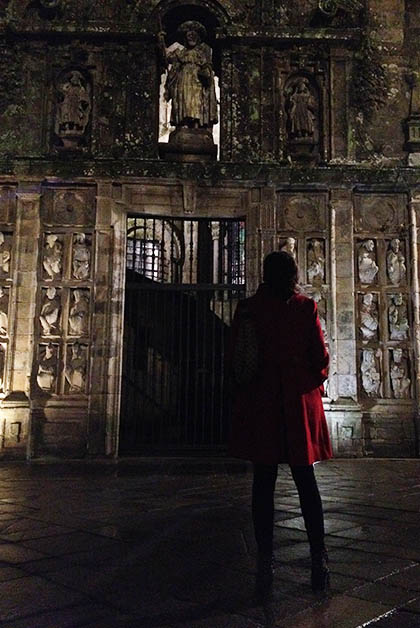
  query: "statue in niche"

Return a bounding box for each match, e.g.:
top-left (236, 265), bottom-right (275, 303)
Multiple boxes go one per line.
top-left (390, 348), bottom-right (410, 399)
top-left (0, 287), bottom-right (8, 335)
top-left (69, 289), bottom-right (89, 336)
top-left (64, 342), bottom-right (87, 393)
top-left (281, 236), bottom-right (297, 259)
top-left (72, 233), bottom-right (91, 280)
top-left (286, 77), bottom-right (316, 139)
top-left (388, 293), bottom-right (409, 340)
top-left (358, 239), bottom-right (379, 284)
top-left (307, 239), bottom-right (325, 285)
top-left (386, 238), bottom-right (406, 286)
top-left (37, 343), bottom-right (57, 392)
top-left (55, 70), bottom-right (91, 150)
top-left (43, 234), bottom-right (63, 280)
top-left (361, 348), bottom-right (381, 397)
top-left (313, 291), bottom-right (328, 342)
top-left (40, 287), bottom-right (61, 336)
top-left (0, 231), bottom-right (11, 275)
top-left (359, 293), bottom-right (378, 341)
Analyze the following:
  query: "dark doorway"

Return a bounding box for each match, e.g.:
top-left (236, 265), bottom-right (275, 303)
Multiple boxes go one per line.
top-left (119, 215), bottom-right (246, 454)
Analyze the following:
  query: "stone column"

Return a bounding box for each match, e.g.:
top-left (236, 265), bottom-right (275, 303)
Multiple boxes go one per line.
top-left (326, 189), bottom-right (362, 456)
top-left (409, 191), bottom-right (420, 454)
top-left (1, 189), bottom-right (41, 458)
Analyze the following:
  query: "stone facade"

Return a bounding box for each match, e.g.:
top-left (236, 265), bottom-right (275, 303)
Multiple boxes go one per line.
top-left (0, 0), bottom-right (419, 458)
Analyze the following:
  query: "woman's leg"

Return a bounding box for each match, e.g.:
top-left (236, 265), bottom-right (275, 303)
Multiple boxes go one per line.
top-left (252, 463), bottom-right (278, 556)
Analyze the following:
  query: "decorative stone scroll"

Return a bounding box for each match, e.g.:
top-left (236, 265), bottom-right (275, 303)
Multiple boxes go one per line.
top-left (54, 70), bottom-right (92, 150)
top-left (388, 293), bottom-right (409, 340)
top-left (390, 348), bottom-right (411, 399)
top-left (361, 348), bottom-right (381, 398)
top-left (280, 236), bottom-right (297, 258)
top-left (0, 231), bottom-right (11, 277)
top-left (72, 233), bottom-right (91, 280)
top-left (43, 234), bottom-right (63, 281)
top-left (68, 289), bottom-right (90, 336)
top-left (358, 239), bottom-right (379, 284)
top-left (64, 343), bottom-right (87, 393)
top-left (307, 239), bottom-right (325, 285)
top-left (0, 287), bottom-right (9, 336)
top-left (386, 239), bottom-right (406, 286)
top-left (359, 293), bottom-right (379, 341)
top-left (37, 343), bottom-right (58, 393)
top-left (39, 287), bottom-right (61, 336)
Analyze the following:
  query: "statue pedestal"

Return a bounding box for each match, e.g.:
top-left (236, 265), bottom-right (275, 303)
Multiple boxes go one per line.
top-left (288, 137), bottom-right (319, 164)
top-left (159, 128), bottom-right (217, 162)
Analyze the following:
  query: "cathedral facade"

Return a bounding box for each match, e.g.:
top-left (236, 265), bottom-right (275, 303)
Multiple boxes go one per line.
top-left (0, 0), bottom-right (419, 459)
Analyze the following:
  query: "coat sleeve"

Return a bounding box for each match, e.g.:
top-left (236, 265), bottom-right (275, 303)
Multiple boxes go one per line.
top-left (307, 299), bottom-right (329, 388)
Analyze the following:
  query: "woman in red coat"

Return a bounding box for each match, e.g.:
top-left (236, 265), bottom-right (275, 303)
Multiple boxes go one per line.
top-left (227, 251), bottom-right (332, 598)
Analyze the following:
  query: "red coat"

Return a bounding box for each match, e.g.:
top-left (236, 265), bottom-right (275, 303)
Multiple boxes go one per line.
top-left (227, 285), bottom-right (332, 466)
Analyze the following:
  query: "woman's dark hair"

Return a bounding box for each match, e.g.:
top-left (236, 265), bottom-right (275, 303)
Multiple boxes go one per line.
top-left (263, 251), bottom-right (299, 295)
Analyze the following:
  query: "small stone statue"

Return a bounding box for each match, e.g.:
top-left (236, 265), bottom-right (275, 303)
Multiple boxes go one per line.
top-left (55, 70), bottom-right (91, 149)
top-left (359, 293), bottom-right (378, 341)
top-left (40, 287), bottom-right (61, 336)
top-left (0, 231), bottom-right (11, 275)
top-left (64, 343), bottom-right (87, 393)
top-left (388, 293), bottom-right (409, 340)
top-left (281, 237), bottom-right (297, 259)
top-left (313, 291), bottom-right (328, 342)
top-left (361, 348), bottom-right (381, 397)
top-left (386, 238), bottom-right (406, 286)
top-left (43, 234), bottom-right (63, 280)
top-left (390, 348), bottom-right (410, 399)
top-left (69, 289), bottom-right (90, 336)
top-left (287, 78), bottom-right (316, 139)
top-left (72, 233), bottom-right (91, 280)
top-left (307, 239), bottom-right (325, 285)
top-left (0, 287), bottom-right (8, 335)
top-left (358, 239), bottom-right (379, 284)
top-left (158, 21), bottom-right (218, 131)
top-left (37, 343), bottom-right (57, 392)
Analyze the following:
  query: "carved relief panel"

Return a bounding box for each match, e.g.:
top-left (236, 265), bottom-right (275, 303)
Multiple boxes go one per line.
top-left (354, 194), bottom-right (412, 401)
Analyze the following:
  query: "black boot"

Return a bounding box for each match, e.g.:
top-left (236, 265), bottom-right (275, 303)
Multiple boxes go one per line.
top-left (311, 548), bottom-right (329, 593)
top-left (255, 552), bottom-right (274, 601)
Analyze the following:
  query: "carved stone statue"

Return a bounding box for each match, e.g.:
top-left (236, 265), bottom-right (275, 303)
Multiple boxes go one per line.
top-left (313, 291), bottom-right (328, 341)
top-left (72, 233), bottom-right (91, 280)
top-left (37, 343), bottom-right (57, 392)
top-left (358, 239), bottom-right (379, 284)
top-left (386, 238), bottom-right (406, 286)
top-left (359, 292), bottom-right (378, 341)
top-left (281, 237), bottom-right (297, 259)
top-left (0, 287), bottom-right (8, 335)
top-left (43, 234), bottom-right (63, 280)
top-left (361, 348), bottom-right (381, 397)
top-left (55, 70), bottom-right (91, 150)
top-left (307, 239), bottom-right (325, 285)
top-left (40, 287), bottom-right (61, 336)
top-left (388, 293), bottom-right (409, 340)
top-left (69, 289), bottom-right (89, 336)
top-left (0, 231), bottom-right (11, 275)
top-left (390, 348), bottom-right (410, 399)
top-left (64, 343), bottom-right (87, 393)
top-left (287, 78), bottom-right (316, 138)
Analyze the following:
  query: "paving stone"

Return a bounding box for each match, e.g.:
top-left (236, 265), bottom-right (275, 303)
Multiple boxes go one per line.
top-left (368, 610), bottom-right (420, 627)
top-left (0, 603), bottom-right (122, 628)
top-left (381, 565), bottom-right (420, 592)
top-left (0, 543), bottom-right (46, 564)
top-left (349, 581), bottom-right (417, 606)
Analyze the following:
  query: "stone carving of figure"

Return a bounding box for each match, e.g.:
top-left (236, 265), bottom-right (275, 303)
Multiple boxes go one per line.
top-left (37, 343), bottom-right (57, 392)
top-left (386, 238), bottom-right (406, 286)
top-left (313, 291), bottom-right (328, 342)
top-left (72, 233), bottom-right (91, 280)
top-left (359, 292), bottom-right (378, 341)
top-left (287, 78), bottom-right (316, 138)
top-left (361, 348), bottom-right (381, 397)
top-left (307, 239), bottom-right (325, 285)
top-left (55, 70), bottom-right (91, 148)
top-left (69, 290), bottom-right (89, 336)
top-left (40, 287), bottom-right (61, 336)
top-left (64, 343), bottom-right (87, 393)
top-left (43, 234), bottom-right (63, 280)
top-left (0, 288), bottom-right (8, 335)
top-left (358, 239), bottom-right (379, 284)
top-left (281, 237), bottom-right (297, 259)
top-left (390, 348), bottom-right (411, 399)
top-left (0, 231), bottom-right (11, 275)
top-left (158, 21), bottom-right (218, 130)
top-left (388, 293), bottom-right (409, 340)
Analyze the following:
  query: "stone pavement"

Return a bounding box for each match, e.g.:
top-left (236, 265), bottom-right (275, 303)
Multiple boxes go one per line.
top-left (0, 459), bottom-right (420, 627)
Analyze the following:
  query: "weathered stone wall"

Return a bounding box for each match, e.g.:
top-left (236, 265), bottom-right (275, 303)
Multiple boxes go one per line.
top-left (0, 0), bottom-right (418, 459)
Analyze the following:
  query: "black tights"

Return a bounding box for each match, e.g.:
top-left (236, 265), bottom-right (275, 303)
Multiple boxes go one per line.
top-left (252, 463), bottom-right (325, 556)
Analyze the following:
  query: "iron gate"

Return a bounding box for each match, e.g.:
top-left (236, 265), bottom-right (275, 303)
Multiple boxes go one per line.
top-left (119, 215), bottom-right (246, 453)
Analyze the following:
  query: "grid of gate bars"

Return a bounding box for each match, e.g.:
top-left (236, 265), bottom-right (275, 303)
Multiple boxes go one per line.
top-left (122, 216), bottom-right (246, 450)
